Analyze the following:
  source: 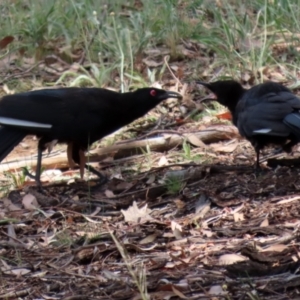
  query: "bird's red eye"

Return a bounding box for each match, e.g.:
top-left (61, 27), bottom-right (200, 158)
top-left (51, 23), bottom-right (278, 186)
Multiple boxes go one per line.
top-left (150, 89), bottom-right (156, 97)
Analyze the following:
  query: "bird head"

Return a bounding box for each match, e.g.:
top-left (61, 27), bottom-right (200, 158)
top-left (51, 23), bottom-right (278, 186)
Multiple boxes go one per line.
top-left (131, 88), bottom-right (182, 108)
top-left (196, 80), bottom-right (245, 113)
top-left (135, 88), bottom-right (182, 101)
top-left (121, 88), bottom-right (182, 121)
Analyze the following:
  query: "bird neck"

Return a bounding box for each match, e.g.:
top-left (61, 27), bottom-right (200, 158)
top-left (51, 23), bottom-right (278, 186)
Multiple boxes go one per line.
top-left (226, 87), bottom-right (246, 117)
top-left (121, 93), bottom-right (161, 117)
top-left (226, 101), bottom-right (239, 116)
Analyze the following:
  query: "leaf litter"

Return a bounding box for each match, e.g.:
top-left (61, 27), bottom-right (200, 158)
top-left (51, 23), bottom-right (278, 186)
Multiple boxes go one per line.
top-left (2, 11), bottom-right (300, 300)
top-left (2, 123), bottom-right (300, 299)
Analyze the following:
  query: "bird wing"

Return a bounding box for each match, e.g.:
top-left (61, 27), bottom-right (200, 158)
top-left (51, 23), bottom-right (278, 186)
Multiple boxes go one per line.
top-left (237, 91), bottom-right (300, 138)
top-left (0, 88), bottom-right (126, 144)
top-left (283, 113), bottom-right (300, 139)
top-left (0, 90), bottom-right (74, 131)
top-left (0, 127), bottom-right (27, 161)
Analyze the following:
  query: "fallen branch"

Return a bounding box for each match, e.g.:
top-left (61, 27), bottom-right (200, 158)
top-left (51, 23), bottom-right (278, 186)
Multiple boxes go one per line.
top-left (90, 125), bottom-right (239, 159)
top-left (0, 125), bottom-right (239, 173)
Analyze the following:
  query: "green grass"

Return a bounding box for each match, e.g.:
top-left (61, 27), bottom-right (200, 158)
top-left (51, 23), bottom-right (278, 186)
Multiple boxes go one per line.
top-left (165, 174), bottom-right (185, 194)
top-left (0, 0), bottom-right (202, 90)
top-left (1, 0), bottom-right (299, 92)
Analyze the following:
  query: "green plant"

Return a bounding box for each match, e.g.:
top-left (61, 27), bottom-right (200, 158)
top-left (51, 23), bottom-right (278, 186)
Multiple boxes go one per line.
top-left (165, 175), bottom-right (185, 195)
top-left (3, 169), bottom-right (27, 189)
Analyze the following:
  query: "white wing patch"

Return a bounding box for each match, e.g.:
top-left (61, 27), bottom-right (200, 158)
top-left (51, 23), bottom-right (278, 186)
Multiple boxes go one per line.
top-left (0, 117), bottom-right (52, 129)
top-left (253, 128), bottom-right (272, 134)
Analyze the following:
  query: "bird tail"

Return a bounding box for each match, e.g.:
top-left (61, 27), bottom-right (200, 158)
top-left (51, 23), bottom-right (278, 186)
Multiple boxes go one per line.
top-left (284, 112), bottom-right (300, 140)
top-left (0, 127), bottom-right (27, 162)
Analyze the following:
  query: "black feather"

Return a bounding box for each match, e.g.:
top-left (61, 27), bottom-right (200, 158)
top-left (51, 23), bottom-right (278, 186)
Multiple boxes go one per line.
top-left (0, 127), bottom-right (27, 161)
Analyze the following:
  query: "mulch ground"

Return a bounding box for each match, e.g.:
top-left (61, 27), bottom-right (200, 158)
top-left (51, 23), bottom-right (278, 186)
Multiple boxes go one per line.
top-left (1, 132), bottom-right (300, 299)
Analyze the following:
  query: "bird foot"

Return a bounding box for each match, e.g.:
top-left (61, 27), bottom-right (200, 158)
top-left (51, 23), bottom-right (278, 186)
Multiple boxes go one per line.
top-left (22, 167), bottom-right (34, 179)
top-left (255, 167), bottom-right (262, 176)
top-left (22, 167), bottom-right (42, 191)
top-left (84, 164), bottom-right (108, 185)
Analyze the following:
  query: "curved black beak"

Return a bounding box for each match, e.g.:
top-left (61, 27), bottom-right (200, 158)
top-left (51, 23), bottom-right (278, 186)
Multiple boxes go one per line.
top-left (161, 91), bottom-right (183, 100)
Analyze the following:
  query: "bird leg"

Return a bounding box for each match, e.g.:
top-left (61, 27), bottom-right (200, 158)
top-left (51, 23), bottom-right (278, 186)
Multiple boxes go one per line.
top-left (84, 163), bottom-right (107, 184)
top-left (67, 143), bottom-right (76, 169)
top-left (72, 146), bottom-right (107, 184)
top-left (256, 150), bottom-right (260, 170)
top-left (79, 149), bottom-right (86, 179)
top-left (22, 147), bottom-right (43, 190)
top-left (46, 139), bottom-right (58, 154)
top-left (251, 141), bottom-right (263, 172)
top-left (79, 150), bottom-right (107, 184)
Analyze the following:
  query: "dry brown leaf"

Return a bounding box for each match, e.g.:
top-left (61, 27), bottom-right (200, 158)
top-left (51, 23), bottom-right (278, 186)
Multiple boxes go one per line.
top-left (0, 53), bottom-right (18, 69)
top-left (146, 174), bottom-right (156, 184)
top-left (210, 142), bottom-right (238, 153)
top-left (270, 71), bottom-right (286, 82)
top-left (176, 66), bottom-right (185, 80)
top-left (3, 268), bottom-right (31, 276)
top-left (218, 254), bottom-right (248, 265)
top-left (241, 72), bottom-right (252, 83)
top-left (284, 219), bottom-right (300, 228)
top-left (144, 48), bottom-right (169, 57)
top-left (2, 198), bottom-right (20, 211)
top-left (22, 194), bottom-right (39, 210)
top-left (208, 285), bottom-right (224, 295)
top-left (142, 58), bottom-right (163, 67)
top-left (39, 234), bottom-right (57, 247)
top-left (172, 286), bottom-right (188, 299)
top-left (165, 262), bottom-right (176, 268)
top-left (7, 224), bottom-right (16, 242)
top-left (171, 220), bottom-right (182, 232)
top-left (148, 291), bottom-right (176, 299)
top-left (115, 181), bottom-right (133, 190)
top-left (1, 259), bottom-right (31, 276)
top-left (201, 229), bottom-right (213, 237)
top-left (102, 269), bottom-right (120, 280)
top-left (260, 244), bottom-right (288, 252)
top-left (233, 212), bottom-right (244, 222)
top-left (121, 201), bottom-right (153, 223)
top-left (3, 84), bottom-right (14, 95)
top-left (0, 36), bottom-right (14, 49)
top-left (277, 196), bottom-right (300, 204)
top-left (105, 190), bottom-right (115, 198)
top-left (195, 195), bottom-right (211, 213)
top-left (292, 255), bottom-right (299, 262)
top-left (260, 218), bottom-right (269, 227)
top-left (171, 220), bottom-right (183, 240)
top-left (139, 233), bottom-right (157, 244)
top-left (186, 134), bottom-right (207, 148)
top-left (174, 199), bottom-right (186, 209)
top-left (40, 169), bottom-right (62, 182)
top-left (158, 155), bottom-right (168, 166)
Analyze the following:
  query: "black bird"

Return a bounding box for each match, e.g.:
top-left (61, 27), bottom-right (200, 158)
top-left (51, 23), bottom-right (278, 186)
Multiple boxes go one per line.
top-left (0, 87), bottom-right (182, 186)
top-left (196, 80), bottom-right (300, 169)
